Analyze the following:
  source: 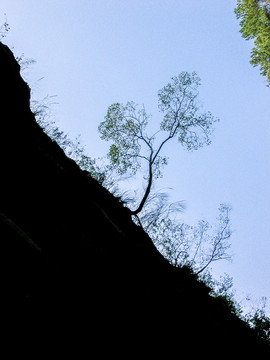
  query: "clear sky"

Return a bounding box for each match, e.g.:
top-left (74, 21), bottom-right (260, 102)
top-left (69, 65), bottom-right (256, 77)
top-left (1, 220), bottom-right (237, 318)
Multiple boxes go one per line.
top-left (2, 0), bottom-right (270, 310)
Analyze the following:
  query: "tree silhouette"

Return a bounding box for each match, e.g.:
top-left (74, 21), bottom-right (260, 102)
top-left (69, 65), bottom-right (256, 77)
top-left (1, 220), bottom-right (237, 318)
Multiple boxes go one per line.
top-left (98, 72), bottom-right (218, 215)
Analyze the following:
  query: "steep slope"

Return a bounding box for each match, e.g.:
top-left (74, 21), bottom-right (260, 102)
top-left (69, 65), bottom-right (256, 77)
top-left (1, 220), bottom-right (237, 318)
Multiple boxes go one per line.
top-left (0, 42), bottom-right (269, 356)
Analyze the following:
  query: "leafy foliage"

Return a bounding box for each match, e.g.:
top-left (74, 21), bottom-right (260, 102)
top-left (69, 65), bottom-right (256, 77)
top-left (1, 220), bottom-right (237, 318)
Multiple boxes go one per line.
top-left (201, 272), bottom-right (243, 317)
top-left (235, 0), bottom-right (270, 83)
top-left (242, 297), bottom-right (270, 343)
top-left (99, 101), bottom-right (150, 176)
top-left (158, 72), bottom-right (216, 150)
top-left (247, 304), bottom-right (270, 343)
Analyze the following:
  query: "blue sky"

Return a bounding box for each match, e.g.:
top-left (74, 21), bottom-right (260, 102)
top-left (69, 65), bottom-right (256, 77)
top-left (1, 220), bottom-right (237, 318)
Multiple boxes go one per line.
top-left (2, 0), bottom-right (270, 310)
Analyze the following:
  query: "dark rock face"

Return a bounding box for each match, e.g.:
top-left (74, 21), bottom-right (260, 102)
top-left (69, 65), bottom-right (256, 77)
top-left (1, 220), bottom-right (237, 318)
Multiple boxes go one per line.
top-left (0, 42), bottom-right (269, 356)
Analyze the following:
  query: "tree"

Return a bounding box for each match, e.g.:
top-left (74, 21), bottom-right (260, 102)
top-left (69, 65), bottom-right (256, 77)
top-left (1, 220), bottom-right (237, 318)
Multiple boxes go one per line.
top-left (98, 70), bottom-right (233, 275)
top-left (98, 72), bottom-right (218, 216)
top-left (151, 203), bottom-right (232, 274)
top-left (235, 0), bottom-right (270, 84)
top-left (193, 204), bottom-right (232, 275)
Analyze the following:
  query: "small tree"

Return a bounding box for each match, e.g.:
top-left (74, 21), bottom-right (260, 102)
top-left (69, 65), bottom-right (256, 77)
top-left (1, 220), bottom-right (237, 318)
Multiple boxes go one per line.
top-left (245, 297), bottom-right (270, 343)
top-left (98, 72), bottom-right (218, 215)
top-left (152, 203), bottom-right (232, 274)
top-left (193, 204), bottom-right (232, 274)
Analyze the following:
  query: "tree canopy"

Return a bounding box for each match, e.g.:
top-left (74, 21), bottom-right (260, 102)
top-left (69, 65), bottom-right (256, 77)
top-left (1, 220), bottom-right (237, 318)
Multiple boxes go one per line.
top-left (235, 0), bottom-right (270, 83)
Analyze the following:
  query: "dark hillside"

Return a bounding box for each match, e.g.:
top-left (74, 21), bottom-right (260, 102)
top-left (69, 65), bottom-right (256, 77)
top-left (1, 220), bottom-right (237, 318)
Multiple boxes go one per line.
top-left (0, 42), bottom-right (269, 356)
